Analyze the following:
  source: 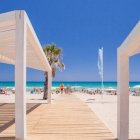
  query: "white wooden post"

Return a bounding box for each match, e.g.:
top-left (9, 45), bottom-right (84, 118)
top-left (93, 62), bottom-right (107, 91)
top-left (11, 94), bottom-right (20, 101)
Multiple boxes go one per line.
top-left (15, 11), bottom-right (27, 139)
top-left (117, 48), bottom-right (129, 140)
top-left (47, 71), bottom-right (52, 103)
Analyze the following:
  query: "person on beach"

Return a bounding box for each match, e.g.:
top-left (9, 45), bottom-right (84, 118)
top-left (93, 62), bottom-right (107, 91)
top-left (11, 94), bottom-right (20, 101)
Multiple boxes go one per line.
top-left (60, 83), bottom-right (65, 94)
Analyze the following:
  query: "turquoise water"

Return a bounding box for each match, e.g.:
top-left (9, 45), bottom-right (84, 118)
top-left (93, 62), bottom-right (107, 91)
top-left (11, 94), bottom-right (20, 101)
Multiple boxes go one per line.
top-left (0, 81), bottom-right (140, 88)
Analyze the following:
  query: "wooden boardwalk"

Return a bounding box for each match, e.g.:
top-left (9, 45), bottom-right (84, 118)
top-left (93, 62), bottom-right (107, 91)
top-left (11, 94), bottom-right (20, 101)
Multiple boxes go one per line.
top-left (0, 94), bottom-right (115, 140)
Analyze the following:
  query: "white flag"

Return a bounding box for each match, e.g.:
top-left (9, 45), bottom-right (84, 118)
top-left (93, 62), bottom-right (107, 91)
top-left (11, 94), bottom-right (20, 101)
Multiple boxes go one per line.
top-left (98, 48), bottom-right (103, 80)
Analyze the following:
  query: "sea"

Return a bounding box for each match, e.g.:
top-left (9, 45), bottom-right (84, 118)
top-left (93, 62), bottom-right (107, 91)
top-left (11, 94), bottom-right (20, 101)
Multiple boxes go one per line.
top-left (0, 81), bottom-right (140, 89)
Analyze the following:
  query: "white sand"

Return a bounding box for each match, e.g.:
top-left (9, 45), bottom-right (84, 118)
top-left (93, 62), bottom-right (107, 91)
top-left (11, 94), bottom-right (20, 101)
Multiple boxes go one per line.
top-left (0, 92), bottom-right (60, 103)
top-left (75, 92), bottom-right (140, 139)
top-left (1, 92), bottom-right (140, 138)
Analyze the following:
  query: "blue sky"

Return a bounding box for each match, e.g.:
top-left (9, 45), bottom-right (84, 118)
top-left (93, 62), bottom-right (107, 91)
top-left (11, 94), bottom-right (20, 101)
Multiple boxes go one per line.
top-left (0, 0), bottom-right (140, 81)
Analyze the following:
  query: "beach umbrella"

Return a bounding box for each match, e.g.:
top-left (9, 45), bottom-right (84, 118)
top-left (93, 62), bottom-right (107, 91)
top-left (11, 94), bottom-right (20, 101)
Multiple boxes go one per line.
top-left (12, 87), bottom-right (15, 91)
top-left (133, 85), bottom-right (140, 92)
top-left (104, 87), bottom-right (116, 91)
top-left (133, 85), bottom-right (140, 88)
top-left (104, 88), bottom-right (116, 94)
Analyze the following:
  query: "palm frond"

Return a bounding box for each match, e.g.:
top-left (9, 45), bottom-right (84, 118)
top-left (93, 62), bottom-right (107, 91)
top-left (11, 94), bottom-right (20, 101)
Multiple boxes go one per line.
top-left (55, 61), bottom-right (65, 71)
top-left (43, 43), bottom-right (65, 77)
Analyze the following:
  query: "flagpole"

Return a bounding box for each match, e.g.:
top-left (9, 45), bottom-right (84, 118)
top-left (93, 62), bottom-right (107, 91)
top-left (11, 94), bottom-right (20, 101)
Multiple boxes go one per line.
top-left (102, 48), bottom-right (104, 96)
top-left (101, 70), bottom-right (104, 96)
top-left (98, 47), bottom-right (104, 97)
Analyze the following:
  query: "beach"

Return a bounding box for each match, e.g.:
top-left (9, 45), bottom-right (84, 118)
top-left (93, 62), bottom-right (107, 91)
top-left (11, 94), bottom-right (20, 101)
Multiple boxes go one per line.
top-left (0, 92), bottom-right (60, 103)
top-left (0, 90), bottom-right (140, 139)
top-left (1, 2), bottom-right (140, 139)
top-left (75, 92), bottom-right (140, 139)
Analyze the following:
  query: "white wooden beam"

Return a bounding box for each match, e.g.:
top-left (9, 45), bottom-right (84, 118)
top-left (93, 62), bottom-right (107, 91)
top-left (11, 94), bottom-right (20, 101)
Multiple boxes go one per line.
top-left (119, 21), bottom-right (140, 56)
top-left (15, 10), bottom-right (27, 139)
top-left (117, 48), bottom-right (129, 140)
top-left (25, 13), bottom-right (51, 72)
top-left (0, 10), bottom-right (52, 72)
top-left (0, 11), bottom-right (15, 22)
top-left (47, 71), bottom-right (52, 103)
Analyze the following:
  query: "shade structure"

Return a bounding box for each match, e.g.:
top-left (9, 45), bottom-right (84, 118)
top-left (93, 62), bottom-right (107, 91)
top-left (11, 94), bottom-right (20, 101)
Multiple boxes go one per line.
top-left (0, 10), bottom-right (51, 72)
top-left (0, 10), bottom-right (52, 140)
top-left (117, 21), bottom-right (140, 140)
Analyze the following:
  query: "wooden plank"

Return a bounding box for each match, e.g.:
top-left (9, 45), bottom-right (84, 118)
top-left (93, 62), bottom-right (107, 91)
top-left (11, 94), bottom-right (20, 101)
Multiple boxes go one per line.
top-left (0, 94), bottom-right (115, 140)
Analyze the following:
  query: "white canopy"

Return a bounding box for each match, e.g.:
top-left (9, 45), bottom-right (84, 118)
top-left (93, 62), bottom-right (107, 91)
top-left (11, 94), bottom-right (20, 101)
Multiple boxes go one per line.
top-left (118, 21), bottom-right (140, 56)
top-left (0, 10), bottom-right (51, 72)
top-left (0, 10), bottom-right (52, 139)
top-left (117, 21), bottom-right (140, 140)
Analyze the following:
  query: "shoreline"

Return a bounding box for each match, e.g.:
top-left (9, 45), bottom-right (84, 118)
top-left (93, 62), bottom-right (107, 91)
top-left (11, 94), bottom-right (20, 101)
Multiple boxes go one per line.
top-left (1, 81), bottom-right (140, 89)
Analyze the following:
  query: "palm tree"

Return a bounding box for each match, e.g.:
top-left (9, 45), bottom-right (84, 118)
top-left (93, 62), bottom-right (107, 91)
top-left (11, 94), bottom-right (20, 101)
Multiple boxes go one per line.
top-left (43, 43), bottom-right (65, 100)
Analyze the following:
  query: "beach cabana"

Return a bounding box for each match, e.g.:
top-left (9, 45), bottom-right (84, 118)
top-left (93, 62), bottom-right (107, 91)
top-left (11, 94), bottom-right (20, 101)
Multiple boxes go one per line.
top-left (0, 10), bottom-right (52, 139)
top-left (118, 22), bottom-right (140, 140)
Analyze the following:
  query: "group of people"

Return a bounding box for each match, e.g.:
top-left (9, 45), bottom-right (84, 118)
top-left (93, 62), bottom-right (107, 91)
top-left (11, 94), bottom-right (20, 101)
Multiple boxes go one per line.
top-left (55, 84), bottom-right (72, 94)
top-left (0, 87), bottom-right (7, 94)
top-left (0, 85), bottom-right (72, 95)
top-left (30, 87), bottom-right (43, 94)
top-left (80, 88), bottom-right (117, 95)
top-left (0, 87), bottom-right (15, 95)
